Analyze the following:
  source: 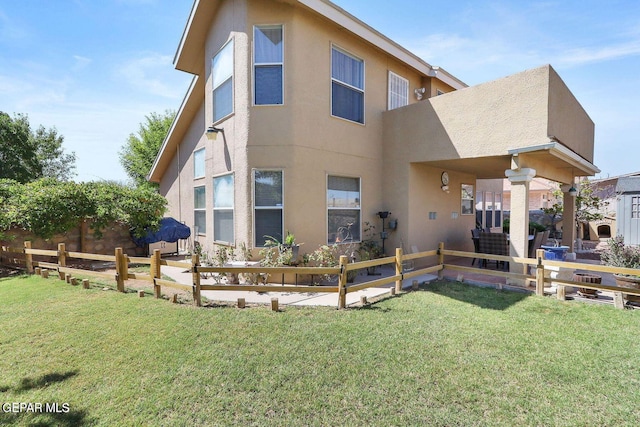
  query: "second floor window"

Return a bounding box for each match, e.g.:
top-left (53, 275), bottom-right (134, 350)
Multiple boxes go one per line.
top-left (388, 71), bottom-right (408, 110)
top-left (254, 25), bottom-right (283, 105)
top-left (212, 39), bottom-right (234, 122)
top-left (331, 46), bottom-right (364, 124)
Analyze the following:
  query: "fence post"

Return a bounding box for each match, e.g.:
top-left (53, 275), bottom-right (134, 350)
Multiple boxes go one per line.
top-left (438, 242), bottom-right (445, 280)
top-left (58, 243), bottom-right (66, 268)
top-left (24, 241), bottom-right (33, 274)
top-left (338, 255), bottom-right (348, 309)
top-left (150, 249), bottom-right (161, 299)
top-left (192, 253), bottom-right (201, 307)
top-left (115, 247), bottom-right (125, 292)
top-left (535, 249), bottom-right (545, 296)
top-left (395, 247), bottom-right (403, 294)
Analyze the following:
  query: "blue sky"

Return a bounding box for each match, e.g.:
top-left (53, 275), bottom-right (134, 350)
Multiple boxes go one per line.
top-left (1, 0), bottom-right (639, 182)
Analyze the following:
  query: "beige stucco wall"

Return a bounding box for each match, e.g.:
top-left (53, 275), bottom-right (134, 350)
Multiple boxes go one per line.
top-left (240, 0), bottom-right (447, 252)
top-left (383, 65), bottom-right (593, 167)
top-left (157, 1), bottom-right (594, 261)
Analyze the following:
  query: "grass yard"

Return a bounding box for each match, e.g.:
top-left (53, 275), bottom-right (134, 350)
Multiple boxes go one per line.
top-left (1, 274), bottom-right (640, 426)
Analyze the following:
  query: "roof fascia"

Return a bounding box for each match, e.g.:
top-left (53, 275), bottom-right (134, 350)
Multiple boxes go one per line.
top-left (297, 0), bottom-right (467, 88)
top-left (508, 141), bottom-right (601, 177)
top-left (148, 75), bottom-right (200, 183)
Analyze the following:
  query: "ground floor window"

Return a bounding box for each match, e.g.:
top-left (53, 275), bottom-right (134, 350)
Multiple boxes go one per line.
top-left (254, 170), bottom-right (283, 246)
top-left (461, 184), bottom-right (475, 216)
top-left (213, 174), bottom-right (234, 243)
top-left (327, 175), bottom-right (361, 243)
top-left (194, 186), bottom-right (206, 235)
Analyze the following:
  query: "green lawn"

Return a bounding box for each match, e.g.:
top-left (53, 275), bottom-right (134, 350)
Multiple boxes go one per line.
top-left (1, 274), bottom-right (640, 426)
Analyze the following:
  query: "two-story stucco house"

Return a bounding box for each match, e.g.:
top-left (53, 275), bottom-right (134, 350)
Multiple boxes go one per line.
top-left (148, 0), bottom-right (599, 270)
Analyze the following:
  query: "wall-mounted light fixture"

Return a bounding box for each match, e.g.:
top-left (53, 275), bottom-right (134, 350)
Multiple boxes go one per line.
top-left (414, 87), bottom-right (426, 100)
top-left (568, 186), bottom-right (578, 197)
top-left (206, 125), bottom-right (224, 141)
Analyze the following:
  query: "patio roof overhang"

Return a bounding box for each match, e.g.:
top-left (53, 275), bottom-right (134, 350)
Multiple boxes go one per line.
top-left (422, 140), bottom-right (599, 183)
top-left (383, 65), bottom-right (599, 184)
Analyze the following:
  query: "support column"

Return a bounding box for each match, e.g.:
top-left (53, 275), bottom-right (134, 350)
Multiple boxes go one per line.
top-left (560, 183), bottom-right (577, 252)
top-left (505, 168), bottom-right (536, 283)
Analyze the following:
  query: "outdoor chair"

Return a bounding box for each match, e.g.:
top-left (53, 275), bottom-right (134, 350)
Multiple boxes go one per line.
top-left (478, 232), bottom-right (509, 270)
top-left (528, 231), bottom-right (545, 258)
top-left (471, 229), bottom-right (481, 266)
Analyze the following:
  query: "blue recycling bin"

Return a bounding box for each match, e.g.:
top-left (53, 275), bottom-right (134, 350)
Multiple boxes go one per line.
top-left (541, 245), bottom-right (569, 261)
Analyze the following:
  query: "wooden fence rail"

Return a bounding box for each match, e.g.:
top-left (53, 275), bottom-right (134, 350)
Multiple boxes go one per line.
top-left (4, 241), bottom-right (640, 309)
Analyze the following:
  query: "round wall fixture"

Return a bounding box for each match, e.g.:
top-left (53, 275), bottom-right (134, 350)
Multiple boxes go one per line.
top-left (441, 171), bottom-right (449, 186)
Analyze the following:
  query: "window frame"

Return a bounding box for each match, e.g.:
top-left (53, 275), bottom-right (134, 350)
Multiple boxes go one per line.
top-left (327, 174), bottom-right (362, 244)
top-left (213, 173), bottom-right (235, 244)
top-left (253, 169), bottom-right (284, 247)
top-left (330, 45), bottom-right (365, 125)
top-left (388, 71), bottom-right (409, 110)
top-left (632, 196), bottom-right (640, 219)
top-left (212, 38), bottom-right (234, 123)
top-left (193, 148), bottom-right (205, 179)
top-left (194, 185), bottom-right (207, 236)
top-left (461, 184), bottom-right (475, 216)
top-left (253, 24), bottom-right (284, 106)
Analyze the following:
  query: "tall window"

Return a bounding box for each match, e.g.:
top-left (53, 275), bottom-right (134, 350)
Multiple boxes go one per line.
top-left (461, 184), bottom-right (475, 215)
top-left (213, 174), bottom-right (234, 243)
top-left (388, 71), bottom-right (408, 110)
top-left (212, 39), bottom-right (234, 122)
top-left (194, 186), bottom-right (206, 235)
top-left (331, 46), bottom-right (364, 124)
top-left (254, 170), bottom-right (283, 246)
top-left (194, 148), bottom-right (205, 179)
top-left (328, 176), bottom-right (361, 243)
top-left (254, 25), bottom-right (283, 105)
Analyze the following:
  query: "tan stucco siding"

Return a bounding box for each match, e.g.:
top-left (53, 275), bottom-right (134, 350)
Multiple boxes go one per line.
top-left (242, 1), bottom-right (434, 250)
top-left (547, 66), bottom-right (595, 163)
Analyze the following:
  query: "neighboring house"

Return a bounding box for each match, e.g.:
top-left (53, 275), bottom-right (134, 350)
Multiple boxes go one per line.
top-left (588, 172), bottom-right (640, 243)
top-left (502, 178), bottom-right (560, 211)
top-left (148, 0), bottom-right (598, 263)
top-left (476, 177), bottom-right (561, 231)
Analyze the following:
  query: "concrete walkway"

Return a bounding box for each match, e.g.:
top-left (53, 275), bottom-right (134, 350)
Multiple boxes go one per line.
top-left (161, 264), bottom-right (437, 307)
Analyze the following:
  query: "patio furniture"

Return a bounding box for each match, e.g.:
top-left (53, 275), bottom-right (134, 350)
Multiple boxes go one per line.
top-left (471, 229), bottom-right (481, 266)
top-left (478, 232), bottom-right (509, 270)
top-left (528, 231), bottom-right (545, 258)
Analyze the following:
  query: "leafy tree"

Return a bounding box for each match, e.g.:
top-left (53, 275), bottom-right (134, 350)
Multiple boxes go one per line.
top-left (33, 125), bottom-right (77, 181)
top-left (542, 179), bottom-right (608, 239)
top-left (0, 179), bottom-right (166, 239)
top-left (0, 112), bottom-right (76, 182)
top-left (119, 110), bottom-right (175, 188)
top-left (0, 112), bottom-right (40, 182)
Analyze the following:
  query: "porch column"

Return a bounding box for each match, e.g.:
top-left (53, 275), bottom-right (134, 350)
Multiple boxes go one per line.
top-left (505, 168), bottom-right (536, 280)
top-left (560, 183), bottom-right (577, 252)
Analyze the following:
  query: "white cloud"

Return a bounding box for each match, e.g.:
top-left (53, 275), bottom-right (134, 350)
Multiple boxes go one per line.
top-left (116, 53), bottom-right (183, 99)
top-left (72, 55), bottom-right (92, 71)
top-left (557, 39), bottom-right (640, 67)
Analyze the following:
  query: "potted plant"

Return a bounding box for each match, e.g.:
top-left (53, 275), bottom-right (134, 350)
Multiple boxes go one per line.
top-left (600, 235), bottom-right (640, 303)
top-left (358, 222), bottom-right (383, 275)
top-left (283, 231), bottom-right (301, 263)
